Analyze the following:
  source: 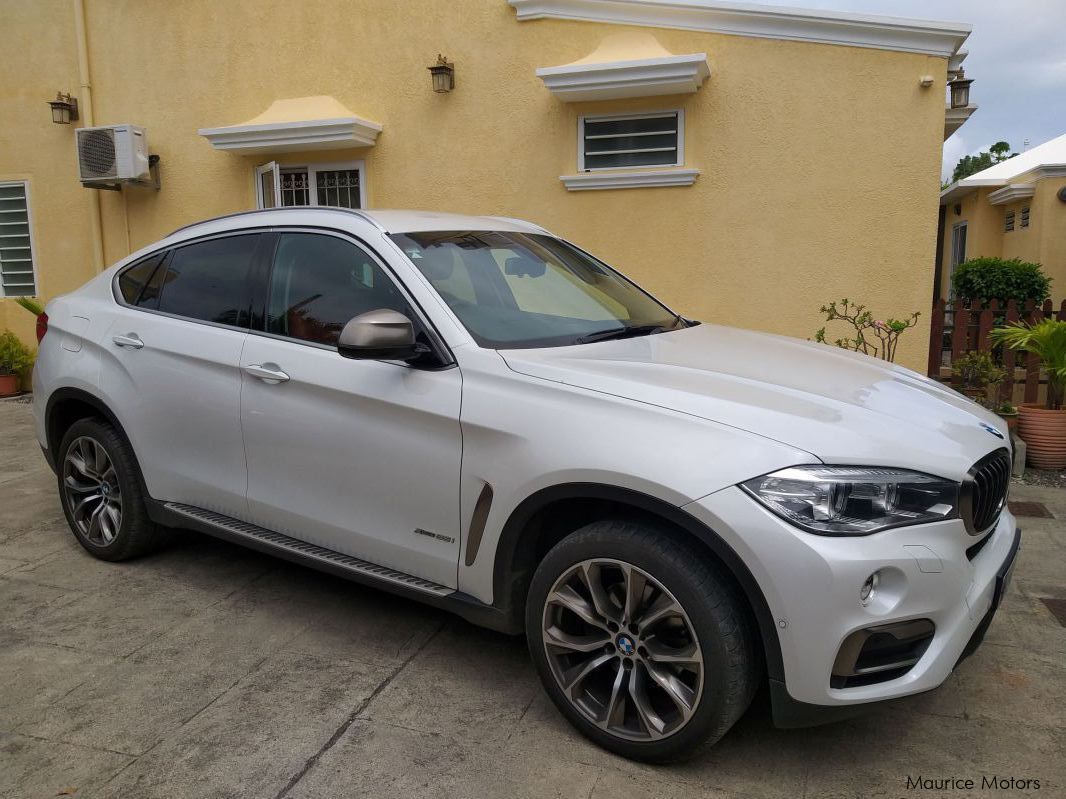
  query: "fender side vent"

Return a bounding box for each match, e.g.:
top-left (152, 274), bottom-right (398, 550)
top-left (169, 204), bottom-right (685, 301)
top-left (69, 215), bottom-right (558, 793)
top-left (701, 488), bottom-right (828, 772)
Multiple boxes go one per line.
top-left (464, 482), bottom-right (494, 567)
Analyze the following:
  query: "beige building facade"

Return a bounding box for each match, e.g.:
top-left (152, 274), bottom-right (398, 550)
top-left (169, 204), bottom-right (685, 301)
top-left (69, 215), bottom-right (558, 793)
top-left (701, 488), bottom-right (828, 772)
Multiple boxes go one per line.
top-left (938, 134), bottom-right (1066, 300)
top-left (1, 0), bottom-right (974, 370)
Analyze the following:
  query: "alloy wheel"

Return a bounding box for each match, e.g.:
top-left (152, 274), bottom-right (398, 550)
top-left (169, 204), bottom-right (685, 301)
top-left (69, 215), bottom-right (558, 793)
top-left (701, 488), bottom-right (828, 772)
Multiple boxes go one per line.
top-left (541, 558), bottom-right (704, 741)
top-left (62, 436), bottom-right (123, 546)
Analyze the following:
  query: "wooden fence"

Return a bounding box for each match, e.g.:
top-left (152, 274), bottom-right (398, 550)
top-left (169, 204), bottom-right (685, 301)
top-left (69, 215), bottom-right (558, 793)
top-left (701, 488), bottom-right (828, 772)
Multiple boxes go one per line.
top-left (927, 298), bottom-right (1066, 404)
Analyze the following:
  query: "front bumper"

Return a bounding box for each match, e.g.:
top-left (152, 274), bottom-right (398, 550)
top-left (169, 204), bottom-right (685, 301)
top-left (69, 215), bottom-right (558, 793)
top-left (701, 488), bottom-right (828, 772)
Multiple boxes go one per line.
top-left (684, 486), bottom-right (1019, 708)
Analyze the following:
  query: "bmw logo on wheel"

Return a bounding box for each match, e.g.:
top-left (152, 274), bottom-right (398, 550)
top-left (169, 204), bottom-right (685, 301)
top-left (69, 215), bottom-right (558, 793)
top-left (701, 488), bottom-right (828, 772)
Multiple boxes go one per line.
top-left (616, 635), bottom-right (635, 656)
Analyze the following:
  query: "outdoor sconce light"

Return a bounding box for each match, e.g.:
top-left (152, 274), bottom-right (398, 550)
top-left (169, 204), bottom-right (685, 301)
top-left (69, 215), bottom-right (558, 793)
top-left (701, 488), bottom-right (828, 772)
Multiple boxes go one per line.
top-left (47, 92), bottom-right (79, 124)
top-left (954, 204), bottom-right (962, 216)
top-left (948, 69), bottom-right (973, 109)
top-left (428, 54), bottom-right (455, 93)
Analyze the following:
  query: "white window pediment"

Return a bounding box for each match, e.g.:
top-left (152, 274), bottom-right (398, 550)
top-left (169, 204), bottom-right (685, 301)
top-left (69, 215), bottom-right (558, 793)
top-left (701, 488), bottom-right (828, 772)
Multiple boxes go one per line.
top-left (199, 96), bottom-right (382, 155)
top-left (534, 33), bottom-right (710, 102)
top-left (537, 53), bottom-right (710, 102)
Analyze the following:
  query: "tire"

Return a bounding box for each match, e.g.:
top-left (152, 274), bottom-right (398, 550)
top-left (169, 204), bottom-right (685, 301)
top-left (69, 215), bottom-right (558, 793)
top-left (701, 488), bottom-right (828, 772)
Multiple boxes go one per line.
top-left (525, 519), bottom-right (758, 762)
top-left (57, 418), bottom-right (169, 561)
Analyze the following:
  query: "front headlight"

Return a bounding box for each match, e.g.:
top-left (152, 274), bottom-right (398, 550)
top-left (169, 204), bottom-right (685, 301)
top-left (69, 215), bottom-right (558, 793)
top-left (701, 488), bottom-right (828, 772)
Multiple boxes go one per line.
top-left (740, 466), bottom-right (958, 536)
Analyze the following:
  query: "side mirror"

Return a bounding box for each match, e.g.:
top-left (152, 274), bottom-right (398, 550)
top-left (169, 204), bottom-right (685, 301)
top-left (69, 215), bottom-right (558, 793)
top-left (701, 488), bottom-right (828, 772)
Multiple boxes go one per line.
top-left (337, 309), bottom-right (423, 361)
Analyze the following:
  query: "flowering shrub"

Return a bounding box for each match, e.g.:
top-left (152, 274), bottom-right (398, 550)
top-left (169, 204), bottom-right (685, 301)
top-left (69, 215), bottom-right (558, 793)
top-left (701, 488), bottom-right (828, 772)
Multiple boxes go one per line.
top-left (814, 299), bottom-right (920, 363)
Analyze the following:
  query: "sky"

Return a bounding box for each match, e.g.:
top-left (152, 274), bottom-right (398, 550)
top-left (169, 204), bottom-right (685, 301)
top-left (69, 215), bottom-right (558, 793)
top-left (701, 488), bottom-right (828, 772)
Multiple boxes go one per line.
top-left (767, 0), bottom-right (1066, 180)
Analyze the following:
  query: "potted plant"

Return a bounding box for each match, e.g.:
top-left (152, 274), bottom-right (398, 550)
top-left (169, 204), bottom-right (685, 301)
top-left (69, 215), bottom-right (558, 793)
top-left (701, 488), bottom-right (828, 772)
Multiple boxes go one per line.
top-left (989, 319), bottom-right (1066, 469)
top-left (996, 403), bottom-right (1020, 433)
top-left (0, 331), bottom-right (34, 397)
top-left (951, 351), bottom-right (1006, 405)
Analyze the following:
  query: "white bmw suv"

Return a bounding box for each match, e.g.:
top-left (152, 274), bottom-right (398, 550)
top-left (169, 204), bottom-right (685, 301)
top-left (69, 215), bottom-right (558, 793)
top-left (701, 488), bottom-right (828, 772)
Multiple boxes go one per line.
top-left (33, 208), bottom-right (1019, 761)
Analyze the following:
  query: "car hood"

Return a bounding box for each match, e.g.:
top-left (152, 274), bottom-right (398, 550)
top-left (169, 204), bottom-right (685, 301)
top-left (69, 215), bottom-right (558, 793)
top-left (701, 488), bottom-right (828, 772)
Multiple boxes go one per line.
top-left (499, 324), bottom-right (1008, 482)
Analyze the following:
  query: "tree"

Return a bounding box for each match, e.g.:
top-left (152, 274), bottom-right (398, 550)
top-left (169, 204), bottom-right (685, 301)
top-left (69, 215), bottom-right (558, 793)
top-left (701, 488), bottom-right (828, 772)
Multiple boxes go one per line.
top-left (950, 140), bottom-right (1017, 183)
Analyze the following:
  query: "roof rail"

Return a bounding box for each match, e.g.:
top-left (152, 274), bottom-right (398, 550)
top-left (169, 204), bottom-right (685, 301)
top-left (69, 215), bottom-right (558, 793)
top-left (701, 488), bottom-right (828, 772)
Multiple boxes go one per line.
top-left (166, 206), bottom-right (386, 238)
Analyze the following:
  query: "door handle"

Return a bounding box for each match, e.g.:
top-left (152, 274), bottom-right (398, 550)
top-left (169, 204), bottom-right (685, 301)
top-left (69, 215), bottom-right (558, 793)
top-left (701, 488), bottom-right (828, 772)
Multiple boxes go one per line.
top-left (112, 333), bottom-right (144, 349)
top-left (244, 363), bottom-right (290, 383)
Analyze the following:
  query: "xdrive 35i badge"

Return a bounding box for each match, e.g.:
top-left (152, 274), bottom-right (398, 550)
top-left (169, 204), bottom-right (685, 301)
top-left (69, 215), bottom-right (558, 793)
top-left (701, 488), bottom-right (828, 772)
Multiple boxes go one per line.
top-left (980, 422), bottom-right (1005, 440)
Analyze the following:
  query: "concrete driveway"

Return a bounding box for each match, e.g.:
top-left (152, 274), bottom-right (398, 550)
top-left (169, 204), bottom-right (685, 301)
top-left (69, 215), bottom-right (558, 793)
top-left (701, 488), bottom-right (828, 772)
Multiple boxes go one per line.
top-left (2, 397), bottom-right (1064, 798)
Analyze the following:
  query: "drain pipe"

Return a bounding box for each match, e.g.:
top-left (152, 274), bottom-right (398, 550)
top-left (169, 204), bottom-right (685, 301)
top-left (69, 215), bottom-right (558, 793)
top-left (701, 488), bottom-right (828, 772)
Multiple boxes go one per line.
top-left (74, 0), bottom-right (105, 274)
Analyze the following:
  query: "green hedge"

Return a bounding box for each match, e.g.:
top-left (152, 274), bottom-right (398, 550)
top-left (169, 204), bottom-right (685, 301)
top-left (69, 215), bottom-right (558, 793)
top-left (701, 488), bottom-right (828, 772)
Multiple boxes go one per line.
top-left (952, 257), bottom-right (1051, 304)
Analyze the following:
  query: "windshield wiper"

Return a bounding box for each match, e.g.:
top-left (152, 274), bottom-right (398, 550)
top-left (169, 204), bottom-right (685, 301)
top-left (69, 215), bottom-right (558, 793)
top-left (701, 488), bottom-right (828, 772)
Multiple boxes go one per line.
top-left (576, 323), bottom-right (671, 345)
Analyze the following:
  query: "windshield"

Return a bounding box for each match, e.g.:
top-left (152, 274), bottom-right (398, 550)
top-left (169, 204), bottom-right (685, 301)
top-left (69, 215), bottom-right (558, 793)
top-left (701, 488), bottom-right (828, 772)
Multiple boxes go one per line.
top-left (389, 231), bottom-right (684, 349)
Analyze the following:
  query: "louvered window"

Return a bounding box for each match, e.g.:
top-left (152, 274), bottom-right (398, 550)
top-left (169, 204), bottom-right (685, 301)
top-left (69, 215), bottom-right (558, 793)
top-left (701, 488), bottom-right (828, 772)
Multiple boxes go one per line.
top-left (1020, 206), bottom-right (1030, 228)
top-left (0, 182), bottom-right (37, 297)
top-left (1004, 210), bottom-right (1015, 232)
top-left (579, 111), bottom-right (683, 171)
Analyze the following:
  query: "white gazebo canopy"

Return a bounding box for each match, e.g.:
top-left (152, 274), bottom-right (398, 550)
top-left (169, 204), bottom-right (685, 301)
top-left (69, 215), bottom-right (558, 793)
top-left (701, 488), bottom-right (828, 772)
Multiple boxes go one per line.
top-left (198, 96), bottom-right (382, 154)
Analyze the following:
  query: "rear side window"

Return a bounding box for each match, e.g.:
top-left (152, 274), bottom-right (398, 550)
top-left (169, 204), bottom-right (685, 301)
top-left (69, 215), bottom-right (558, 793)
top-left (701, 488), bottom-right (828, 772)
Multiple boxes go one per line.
top-left (117, 254), bottom-right (164, 304)
top-left (157, 235), bottom-right (259, 327)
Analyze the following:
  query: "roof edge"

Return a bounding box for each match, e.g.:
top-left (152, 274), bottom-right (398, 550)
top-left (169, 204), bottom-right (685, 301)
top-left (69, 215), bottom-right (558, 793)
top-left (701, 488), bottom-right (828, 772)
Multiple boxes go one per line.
top-left (508, 0), bottom-right (971, 56)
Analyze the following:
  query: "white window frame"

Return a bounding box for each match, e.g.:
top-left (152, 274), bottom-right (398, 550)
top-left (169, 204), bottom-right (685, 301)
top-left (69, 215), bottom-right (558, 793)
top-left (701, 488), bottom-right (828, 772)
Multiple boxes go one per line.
top-left (0, 180), bottom-right (39, 298)
top-left (255, 162), bottom-right (281, 208)
top-left (255, 159), bottom-right (367, 209)
top-left (577, 110), bottom-right (684, 173)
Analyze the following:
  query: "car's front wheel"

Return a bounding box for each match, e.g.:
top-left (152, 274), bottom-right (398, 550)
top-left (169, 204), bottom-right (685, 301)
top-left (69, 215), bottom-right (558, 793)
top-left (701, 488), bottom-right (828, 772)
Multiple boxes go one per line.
top-left (526, 519), bottom-right (758, 762)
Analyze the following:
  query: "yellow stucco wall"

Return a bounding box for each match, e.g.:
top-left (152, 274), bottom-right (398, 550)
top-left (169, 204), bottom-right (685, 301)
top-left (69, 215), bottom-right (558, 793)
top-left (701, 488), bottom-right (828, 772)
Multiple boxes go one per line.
top-left (940, 179), bottom-right (1066, 299)
top-left (2, 0), bottom-right (951, 371)
top-left (1034, 177), bottom-right (1066, 296)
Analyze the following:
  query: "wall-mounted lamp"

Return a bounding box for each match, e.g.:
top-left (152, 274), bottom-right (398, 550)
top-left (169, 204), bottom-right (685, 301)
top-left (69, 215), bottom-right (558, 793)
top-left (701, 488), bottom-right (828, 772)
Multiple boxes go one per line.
top-left (954, 203), bottom-right (962, 216)
top-left (919, 75), bottom-right (935, 88)
top-left (428, 54), bottom-right (455, 93)
top-left (948, 68), bottom-right (973, 109)
top-left (47, 92), bottom-right (79, 124)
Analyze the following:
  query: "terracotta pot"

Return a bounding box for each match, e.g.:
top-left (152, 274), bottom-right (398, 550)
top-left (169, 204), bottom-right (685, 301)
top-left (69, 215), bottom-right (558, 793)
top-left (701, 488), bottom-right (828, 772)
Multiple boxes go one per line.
top-left (0, 373), bottom-right (18, 397)
top-left (1017, 403), bottom-right (1066, 470)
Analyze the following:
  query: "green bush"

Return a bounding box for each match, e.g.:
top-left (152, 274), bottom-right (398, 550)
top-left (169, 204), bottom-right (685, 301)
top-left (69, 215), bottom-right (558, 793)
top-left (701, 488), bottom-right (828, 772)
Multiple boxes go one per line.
top-left (0, 331), bottom-right (34, 377)
top-left (951, 257), bottom-right (1051, 304)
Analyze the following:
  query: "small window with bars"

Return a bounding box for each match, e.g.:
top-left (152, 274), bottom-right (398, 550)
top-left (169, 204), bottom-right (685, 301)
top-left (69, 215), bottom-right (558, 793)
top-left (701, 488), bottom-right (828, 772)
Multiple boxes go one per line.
top-left (257, 161), bottom-right (364, 210)
top-left (1020, 206), bottom-right (1030, 228)
top-left (0, 182), bottom-right (37, 297)
top-left (1004, 210), bottom-right (1015, 232)
top-left (579, 111), bottom-right (682, 171)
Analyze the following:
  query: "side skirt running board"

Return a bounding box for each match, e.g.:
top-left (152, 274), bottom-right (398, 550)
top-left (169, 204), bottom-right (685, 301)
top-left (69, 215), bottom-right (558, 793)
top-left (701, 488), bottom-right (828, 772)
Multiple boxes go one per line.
top-left (148, 500), bottom-right (522, 635)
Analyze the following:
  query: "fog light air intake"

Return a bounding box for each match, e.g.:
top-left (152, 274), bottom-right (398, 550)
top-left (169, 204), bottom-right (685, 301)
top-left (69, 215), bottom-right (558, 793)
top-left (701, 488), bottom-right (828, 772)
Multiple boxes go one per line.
top-left (831, 619), bottom-right (935, 689)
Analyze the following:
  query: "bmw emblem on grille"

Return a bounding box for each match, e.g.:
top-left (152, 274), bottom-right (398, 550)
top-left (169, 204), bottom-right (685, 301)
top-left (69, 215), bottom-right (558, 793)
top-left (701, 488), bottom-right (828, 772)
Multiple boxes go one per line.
top-left (980, 422), bottom-right (1005, 440)
top-left (616, 635), bottom-right (635, 656)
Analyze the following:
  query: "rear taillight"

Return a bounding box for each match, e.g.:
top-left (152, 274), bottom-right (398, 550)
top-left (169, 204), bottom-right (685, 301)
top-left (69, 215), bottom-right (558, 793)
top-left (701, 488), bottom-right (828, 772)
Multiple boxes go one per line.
top-left (35, 312), bottom-right (48, 344)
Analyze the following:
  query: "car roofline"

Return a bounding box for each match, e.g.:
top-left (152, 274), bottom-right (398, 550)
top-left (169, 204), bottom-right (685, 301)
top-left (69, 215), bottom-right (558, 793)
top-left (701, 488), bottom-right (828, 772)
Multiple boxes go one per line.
top-left (166, 206), bottom-right (387, 238)
top-left (167, 207), bottom-right (552, 239)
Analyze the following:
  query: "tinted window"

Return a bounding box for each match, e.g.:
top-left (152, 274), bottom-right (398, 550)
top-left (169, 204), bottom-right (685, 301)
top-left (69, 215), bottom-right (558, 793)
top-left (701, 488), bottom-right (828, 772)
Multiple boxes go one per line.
top-left (157, 235), bottom-right (258, 326)
top-left (138, 257), bottom-right (167, 309)
top-left (118, 254), bottom-right (163, 304)
top-left (267, 233), bottom-right (412, 346)
top-left (390, 231), bottom-right (679, 349)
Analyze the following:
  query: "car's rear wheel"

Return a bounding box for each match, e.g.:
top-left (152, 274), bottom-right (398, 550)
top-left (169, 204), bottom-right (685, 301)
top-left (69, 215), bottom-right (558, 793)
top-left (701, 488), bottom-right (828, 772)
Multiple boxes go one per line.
top-left (526, 519), bottom-right (757, 762)
top-left (58, 418), bottom-right (168, 561)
